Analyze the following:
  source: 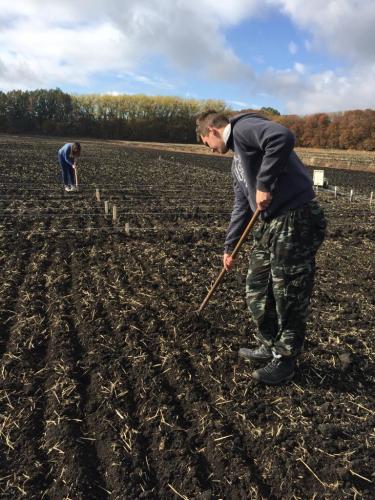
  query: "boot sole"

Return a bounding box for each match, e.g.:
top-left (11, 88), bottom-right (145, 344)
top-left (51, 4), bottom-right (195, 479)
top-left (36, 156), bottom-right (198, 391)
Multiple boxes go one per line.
top-left (251, 370), bottom-right (295, 385)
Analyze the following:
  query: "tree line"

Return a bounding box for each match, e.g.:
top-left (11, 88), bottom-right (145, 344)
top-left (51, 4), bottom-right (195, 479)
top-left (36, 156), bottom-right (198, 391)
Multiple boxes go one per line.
top-left (0, 88), bottom-right (374, 150)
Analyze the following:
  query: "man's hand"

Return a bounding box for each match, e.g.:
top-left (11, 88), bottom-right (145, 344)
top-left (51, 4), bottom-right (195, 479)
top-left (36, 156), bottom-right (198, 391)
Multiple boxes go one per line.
top-left (223, 253), bottom-right (234, 271)
top-left (256, 190), bottom-right (272, 210)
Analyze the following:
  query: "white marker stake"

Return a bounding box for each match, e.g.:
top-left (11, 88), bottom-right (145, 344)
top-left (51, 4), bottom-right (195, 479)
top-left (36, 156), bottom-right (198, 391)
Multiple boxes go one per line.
top-left (95, 188), bottom-right (100, 201)
top-left (113, 205), bottom-right (117, 223)
top-left (104, 201), bottom-right (109, 215)
top-left (350, 189), bottom-right (353, 202)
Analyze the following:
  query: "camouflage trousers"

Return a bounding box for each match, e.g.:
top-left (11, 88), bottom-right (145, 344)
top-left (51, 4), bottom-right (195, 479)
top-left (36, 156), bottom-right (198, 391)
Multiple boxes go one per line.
top-left (246, 200), bottom-right (326, 357)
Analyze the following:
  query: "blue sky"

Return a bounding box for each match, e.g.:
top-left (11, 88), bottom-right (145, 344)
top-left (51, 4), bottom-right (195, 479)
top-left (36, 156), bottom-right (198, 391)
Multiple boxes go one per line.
top-left (0, 1), bottom-right (374, 114)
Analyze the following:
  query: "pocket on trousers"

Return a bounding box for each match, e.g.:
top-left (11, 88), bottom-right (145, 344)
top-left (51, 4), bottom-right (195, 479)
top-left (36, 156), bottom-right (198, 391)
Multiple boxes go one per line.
top-left (282, 263), bottom-right (313, 302)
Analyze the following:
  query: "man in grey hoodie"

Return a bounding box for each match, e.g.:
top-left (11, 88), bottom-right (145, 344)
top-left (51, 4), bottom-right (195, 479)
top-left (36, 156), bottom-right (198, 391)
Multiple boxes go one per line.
top-left (196, 111), bottom-right (326, 385)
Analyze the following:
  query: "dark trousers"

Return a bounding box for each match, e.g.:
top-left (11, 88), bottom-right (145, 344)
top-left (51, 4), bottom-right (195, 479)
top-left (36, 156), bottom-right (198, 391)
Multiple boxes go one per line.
top-left (58, 154), bottom-right (75, 186)
top-left (246, 200), bottom-right (326, 357)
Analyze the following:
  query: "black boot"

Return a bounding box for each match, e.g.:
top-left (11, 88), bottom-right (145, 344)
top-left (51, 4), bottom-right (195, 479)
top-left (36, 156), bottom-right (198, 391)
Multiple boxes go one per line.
top-left (252, 356), bottom-right (296, 385)
top-left (238, 344), bottom-right (273, 361)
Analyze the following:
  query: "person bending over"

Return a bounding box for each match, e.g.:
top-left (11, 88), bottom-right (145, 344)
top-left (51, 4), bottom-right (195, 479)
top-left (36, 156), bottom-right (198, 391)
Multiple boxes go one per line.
top-left (196, 110), bottom-right (326, 385)
top-left (58, 142), bottom-right (81, 192)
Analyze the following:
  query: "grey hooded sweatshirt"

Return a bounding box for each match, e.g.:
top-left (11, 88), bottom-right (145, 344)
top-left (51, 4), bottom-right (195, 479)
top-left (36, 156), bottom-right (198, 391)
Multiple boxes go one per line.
top-left (224, 113), bottom-right (315, 253)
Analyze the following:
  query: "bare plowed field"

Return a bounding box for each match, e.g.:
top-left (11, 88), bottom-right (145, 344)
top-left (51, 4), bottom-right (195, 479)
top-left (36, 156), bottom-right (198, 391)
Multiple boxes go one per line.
top-left (0, 137), bottom-right (374, 499)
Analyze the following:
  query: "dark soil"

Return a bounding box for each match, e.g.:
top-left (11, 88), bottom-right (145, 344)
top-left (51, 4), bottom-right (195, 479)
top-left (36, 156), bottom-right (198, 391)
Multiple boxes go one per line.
top-left (0, 136), bottom-right (374, 499)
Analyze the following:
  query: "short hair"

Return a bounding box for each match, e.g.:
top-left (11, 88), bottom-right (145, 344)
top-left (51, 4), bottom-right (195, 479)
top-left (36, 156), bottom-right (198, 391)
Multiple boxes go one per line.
top-left (71, 142), bottom-right (81, 156)
top-left (195, 110), bottom-right (229, 143)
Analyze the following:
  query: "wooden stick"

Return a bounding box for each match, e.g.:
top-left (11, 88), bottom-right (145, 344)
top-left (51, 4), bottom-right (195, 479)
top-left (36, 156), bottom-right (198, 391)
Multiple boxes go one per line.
top-left (74, 166), bottom-right (79, 189)
top-left (197, 208), bottom-right (261, 313)
top-left (95, 188), bottom-right (100, 201)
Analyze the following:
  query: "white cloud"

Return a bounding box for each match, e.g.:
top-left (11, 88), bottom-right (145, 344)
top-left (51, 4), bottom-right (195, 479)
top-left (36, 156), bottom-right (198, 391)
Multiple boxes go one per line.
top-left (274, 0), bottom-right (375, 64)
top-left (288, 41), bottom-right (298, 55)
top-left (265, 1), bottom-right (375, 112)
top-left (304, 39), bottom-right (312, 51)
top-left (0, 1), bottom-right (374, 113)
top-left (0, 19), bottom-right (131, 90)
top-left (227, 99), bottom-right (259, 109)
top-left (102, 91), bottom-right (122, 96)
top-left (105, 0), bottom-right (255, 80)
top-left (259, 64), bottom-right (375, 114)
top-left (118, 72), bottom-right (175, 89)
top-left (294, 62), bottom-right (305, 74)
top-left (0, 0), bottom-right (255, 90)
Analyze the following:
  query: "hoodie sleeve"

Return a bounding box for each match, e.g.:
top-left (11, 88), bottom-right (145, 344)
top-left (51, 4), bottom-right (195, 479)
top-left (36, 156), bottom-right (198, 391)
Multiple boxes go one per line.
top-left (235, 119), bottom-right (295, 192)
top-left (62, 144), bottom-right (73, 166)
top-left (224, 176), bottom-right (252, 254)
